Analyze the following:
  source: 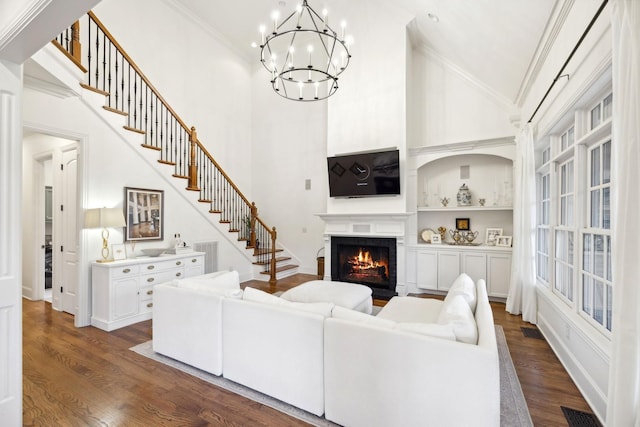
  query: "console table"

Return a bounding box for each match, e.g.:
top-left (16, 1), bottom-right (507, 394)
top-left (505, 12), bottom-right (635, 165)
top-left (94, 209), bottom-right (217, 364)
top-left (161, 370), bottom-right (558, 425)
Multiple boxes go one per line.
top-left (91, 252), bottom-right (205, 331)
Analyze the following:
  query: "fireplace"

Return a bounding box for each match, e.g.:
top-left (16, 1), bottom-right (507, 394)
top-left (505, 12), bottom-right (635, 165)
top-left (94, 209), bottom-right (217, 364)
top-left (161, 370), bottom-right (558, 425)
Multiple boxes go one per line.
top-left (331, 236), bottom-right (398, 299)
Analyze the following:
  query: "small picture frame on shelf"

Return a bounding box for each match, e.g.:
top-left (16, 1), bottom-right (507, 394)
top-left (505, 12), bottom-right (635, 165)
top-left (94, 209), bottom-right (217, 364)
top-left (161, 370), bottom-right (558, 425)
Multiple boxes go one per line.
top-left (455, 218), bottom-right (470, 231)
top-left (485, 228), bottom-right (503, 246)
top-left (496, 235), bottom-right (512, 247)
top-left (112, 243), bottom-right (126, 261)
top-left (431, 234), bottom-right (442, 244)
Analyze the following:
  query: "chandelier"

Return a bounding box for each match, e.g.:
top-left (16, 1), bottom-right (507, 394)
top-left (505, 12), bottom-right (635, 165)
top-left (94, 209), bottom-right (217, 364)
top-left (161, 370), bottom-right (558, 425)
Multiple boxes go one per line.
top-left (258, 0), bottom-right (352, 101)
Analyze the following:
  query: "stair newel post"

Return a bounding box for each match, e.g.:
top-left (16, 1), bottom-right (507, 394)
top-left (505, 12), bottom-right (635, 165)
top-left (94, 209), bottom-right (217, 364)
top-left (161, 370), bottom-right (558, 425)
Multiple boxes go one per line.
top-left (71, 21), bottom-right (82, 64)
top-left (269, 227), bottom-right (277, 285)
top-left (250, 202), bottom-right (258, 249)
top-left (187, 126), bottom-right (199, 190)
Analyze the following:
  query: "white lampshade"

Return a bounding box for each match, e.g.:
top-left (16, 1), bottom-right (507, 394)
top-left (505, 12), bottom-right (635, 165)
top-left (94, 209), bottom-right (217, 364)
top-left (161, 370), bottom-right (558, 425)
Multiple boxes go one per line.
top-left (84, 207), bottom-right (125, 229)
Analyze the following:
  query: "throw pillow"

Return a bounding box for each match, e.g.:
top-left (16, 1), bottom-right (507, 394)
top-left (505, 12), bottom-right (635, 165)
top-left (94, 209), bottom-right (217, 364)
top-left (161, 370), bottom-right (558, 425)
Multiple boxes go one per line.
top-left (444, 273), bottom-right (477, 313)
top-left (437, 294), bottom-right (478, 345)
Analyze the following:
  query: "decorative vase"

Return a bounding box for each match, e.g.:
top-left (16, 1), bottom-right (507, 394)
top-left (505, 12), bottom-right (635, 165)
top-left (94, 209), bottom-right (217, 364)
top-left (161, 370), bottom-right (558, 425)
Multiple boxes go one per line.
top-left (437, 226), bottom-right (447, 242)
top-left (457, 183), bottom-right (472, 206)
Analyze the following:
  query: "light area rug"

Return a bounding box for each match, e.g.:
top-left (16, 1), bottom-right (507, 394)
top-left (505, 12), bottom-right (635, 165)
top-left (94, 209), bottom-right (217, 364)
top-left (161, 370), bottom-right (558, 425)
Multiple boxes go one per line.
top-left (131, 325), bottom-right (532, 426)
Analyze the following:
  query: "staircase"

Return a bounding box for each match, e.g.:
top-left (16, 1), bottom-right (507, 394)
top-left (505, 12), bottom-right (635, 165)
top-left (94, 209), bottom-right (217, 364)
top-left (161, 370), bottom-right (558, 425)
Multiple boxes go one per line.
top-left (52, 12), bottom-right (299, 282)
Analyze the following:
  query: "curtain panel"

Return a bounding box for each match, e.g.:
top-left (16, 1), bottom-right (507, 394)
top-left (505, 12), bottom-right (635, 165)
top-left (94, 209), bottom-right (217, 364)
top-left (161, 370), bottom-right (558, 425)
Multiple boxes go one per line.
top-left (506, 124), bottom-right (537, 323)
top-left (607, 1), bottom-right (640, 426)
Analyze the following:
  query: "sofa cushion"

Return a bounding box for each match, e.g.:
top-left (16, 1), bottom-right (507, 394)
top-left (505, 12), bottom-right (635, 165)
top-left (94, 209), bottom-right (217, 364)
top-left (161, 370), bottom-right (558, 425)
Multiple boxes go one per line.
top-left (175, 270), bottom-right (240, 293)
top-left (394, 322), bottom-right (456, 341)
top-left (444, 273), bottom-right (477, 313)
top-left (437, 294), bottom-right (478, 344)
top-left (243, 287), bottom-right (334, 317)
top-left (331, 306), bottom-right (396, 329)
top-left (376, 296), bottom-right (443, 324)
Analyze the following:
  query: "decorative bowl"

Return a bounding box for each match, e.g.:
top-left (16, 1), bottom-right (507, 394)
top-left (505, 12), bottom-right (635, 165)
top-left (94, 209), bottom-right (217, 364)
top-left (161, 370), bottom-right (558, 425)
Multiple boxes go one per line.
top-left (141, 248), bottom-right (166, 257)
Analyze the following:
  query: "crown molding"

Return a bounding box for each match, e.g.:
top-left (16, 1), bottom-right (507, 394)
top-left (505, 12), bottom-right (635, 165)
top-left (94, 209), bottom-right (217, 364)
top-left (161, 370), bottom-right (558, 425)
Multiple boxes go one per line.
top-left (515, 0), bottom-right (575, 107)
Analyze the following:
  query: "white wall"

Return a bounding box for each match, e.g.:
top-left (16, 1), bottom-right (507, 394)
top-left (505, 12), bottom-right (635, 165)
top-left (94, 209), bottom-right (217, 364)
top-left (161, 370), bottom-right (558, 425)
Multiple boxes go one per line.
top-left (410, 48), bottom-right (517, 147)
top-left (249, 67), bottom-right (328, 275)
top-left (326, 0), bottom-right (413, 215)
top-left (92, 0), bottom-right (253, 196)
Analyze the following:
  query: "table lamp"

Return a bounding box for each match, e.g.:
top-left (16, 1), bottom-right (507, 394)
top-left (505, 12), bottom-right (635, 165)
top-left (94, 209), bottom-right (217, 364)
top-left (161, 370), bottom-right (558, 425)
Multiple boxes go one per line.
top-left (85, 207), bottom-right (126, 262)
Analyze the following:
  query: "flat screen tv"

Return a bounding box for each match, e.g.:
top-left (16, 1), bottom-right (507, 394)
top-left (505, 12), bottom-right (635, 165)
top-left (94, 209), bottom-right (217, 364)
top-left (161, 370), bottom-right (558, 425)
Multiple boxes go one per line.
top-left (327, 149), bottom-right (400, 197)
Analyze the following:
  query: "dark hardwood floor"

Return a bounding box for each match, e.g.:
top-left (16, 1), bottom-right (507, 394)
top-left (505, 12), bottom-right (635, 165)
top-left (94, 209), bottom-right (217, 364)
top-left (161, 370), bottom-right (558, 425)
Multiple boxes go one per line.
top-left (23, 273), bottom-right (595, 426)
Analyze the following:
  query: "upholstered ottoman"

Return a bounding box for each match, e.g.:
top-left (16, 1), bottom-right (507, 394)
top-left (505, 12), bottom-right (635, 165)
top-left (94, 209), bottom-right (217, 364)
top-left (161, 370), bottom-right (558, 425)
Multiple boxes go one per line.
top-left (280, 280), bottom-right (373, 314)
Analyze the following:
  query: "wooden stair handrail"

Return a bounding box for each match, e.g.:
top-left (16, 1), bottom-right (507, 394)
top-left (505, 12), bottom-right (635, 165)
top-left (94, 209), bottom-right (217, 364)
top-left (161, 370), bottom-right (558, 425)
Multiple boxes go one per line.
top-left (56, 12), bottom-right (280, 282)
top-left (87, 11), bottom-right (256, 212)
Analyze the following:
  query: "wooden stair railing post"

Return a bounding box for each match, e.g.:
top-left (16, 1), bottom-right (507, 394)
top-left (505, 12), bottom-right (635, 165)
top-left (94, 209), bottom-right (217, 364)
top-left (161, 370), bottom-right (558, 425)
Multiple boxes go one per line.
top-left (71, 21), bottom-right (81, 64)
top-left (270, 227), bottom-right (277, 285)
top-left (250, 202), bottom-right (258, 249)
top-left (187, 126), bottom-right (198, 190)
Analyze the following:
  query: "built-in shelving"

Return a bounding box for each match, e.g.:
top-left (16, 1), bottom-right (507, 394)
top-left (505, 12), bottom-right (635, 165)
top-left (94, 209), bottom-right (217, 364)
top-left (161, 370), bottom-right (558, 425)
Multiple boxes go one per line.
top-left (417, 206), bottom-right (512, 212)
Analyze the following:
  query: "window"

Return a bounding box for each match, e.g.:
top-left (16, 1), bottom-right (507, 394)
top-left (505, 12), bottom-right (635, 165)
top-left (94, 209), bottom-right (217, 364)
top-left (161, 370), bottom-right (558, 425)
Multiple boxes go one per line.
top-left (581, 140), bottom-right (612, 331)
top-left (536, 173), bottom-right (550, 283)
top-left (535, 90), bottom-right (613, 337)
top-left (560, 126), bottom-right (574, 152)
top-left (554, 159), bottom-right (574, 302)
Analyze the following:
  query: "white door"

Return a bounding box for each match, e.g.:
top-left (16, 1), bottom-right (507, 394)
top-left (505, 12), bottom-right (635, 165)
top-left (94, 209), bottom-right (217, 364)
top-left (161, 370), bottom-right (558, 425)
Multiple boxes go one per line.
top-left (59, 146), bottom-right (78, 314)
top-left (0, 59), bottom-right (23, 425)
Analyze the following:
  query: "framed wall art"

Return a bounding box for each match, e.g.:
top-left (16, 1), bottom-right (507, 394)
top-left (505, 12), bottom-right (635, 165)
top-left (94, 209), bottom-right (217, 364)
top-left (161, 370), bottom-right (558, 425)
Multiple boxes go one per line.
top-left (455, 218), bottom-right (470, 231)
top-left (124, 187), bottom-right (164, 242)
top-left (111, 243), bottom-right (127, 260)
top-left (496, 235), bottom-right (512, 247)
top-left (485, 228), bottom-right (503, 246)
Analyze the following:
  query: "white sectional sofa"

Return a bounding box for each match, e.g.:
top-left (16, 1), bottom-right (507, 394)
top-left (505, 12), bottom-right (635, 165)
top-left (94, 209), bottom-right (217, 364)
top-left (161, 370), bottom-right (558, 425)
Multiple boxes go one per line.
top-left (152, 272), bottom-right (499, 426)
top-left (324, 274), bottom-right (500, 427)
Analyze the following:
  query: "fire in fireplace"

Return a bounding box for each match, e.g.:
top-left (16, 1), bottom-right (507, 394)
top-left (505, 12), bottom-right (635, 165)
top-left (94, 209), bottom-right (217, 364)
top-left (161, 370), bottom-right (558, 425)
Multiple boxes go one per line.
top-left (331, 236), bottom-right (397, 299)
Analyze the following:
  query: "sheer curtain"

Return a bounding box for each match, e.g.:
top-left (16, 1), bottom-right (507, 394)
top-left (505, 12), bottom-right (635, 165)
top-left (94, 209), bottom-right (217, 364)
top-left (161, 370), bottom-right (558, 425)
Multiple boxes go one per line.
top-left (506, 124), bottom-right (537, 323)
top-left (607, 1), bottom-right (640, 425)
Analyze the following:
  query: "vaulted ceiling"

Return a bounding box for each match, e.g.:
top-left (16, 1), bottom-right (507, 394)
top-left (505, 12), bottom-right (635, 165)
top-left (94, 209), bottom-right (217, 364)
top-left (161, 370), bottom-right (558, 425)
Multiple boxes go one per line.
top-left (172, 0), bottom-right (559, 106)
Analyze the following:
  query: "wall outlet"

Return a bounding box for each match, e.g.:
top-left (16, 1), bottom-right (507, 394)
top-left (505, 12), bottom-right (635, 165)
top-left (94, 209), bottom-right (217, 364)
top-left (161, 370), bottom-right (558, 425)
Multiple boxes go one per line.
top-left (305, 179), bottom-right (311, 190)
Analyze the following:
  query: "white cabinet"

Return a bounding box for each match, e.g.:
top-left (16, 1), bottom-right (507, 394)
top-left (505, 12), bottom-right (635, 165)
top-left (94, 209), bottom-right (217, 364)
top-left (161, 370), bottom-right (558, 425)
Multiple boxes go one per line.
top-left (487, 253), bottom-right (512, 298)
top-left (437, 252), bottom-right (460, 292)
top-left (415, 245), bottom-right (511, 298)
top-left (461, 251), bottom-right (487, 284)
top-left (91, 252), bottom-right (205, 331)
top-left (416, 250), bottom-right (438, 290)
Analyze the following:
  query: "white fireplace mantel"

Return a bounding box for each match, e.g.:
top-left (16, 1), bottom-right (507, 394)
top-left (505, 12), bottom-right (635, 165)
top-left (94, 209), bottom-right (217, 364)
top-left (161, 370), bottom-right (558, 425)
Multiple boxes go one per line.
top-left (316, 212), bottom-right (412, 238)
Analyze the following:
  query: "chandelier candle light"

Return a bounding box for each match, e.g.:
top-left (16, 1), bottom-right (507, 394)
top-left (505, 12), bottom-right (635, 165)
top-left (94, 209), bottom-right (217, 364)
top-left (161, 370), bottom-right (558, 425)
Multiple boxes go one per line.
top-left (258, 0), bottom-right (352, 101)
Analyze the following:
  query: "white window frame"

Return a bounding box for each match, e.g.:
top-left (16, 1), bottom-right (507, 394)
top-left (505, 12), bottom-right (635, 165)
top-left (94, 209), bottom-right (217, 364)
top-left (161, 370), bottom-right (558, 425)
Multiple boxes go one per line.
top-left (579, 134), bottom-right (612, 334)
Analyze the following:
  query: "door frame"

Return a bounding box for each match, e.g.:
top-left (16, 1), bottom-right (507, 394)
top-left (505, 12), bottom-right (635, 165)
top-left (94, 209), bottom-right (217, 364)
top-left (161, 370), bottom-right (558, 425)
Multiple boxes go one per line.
top-left (30, 151), bottom-right (51, 302)
top-left (24, 121), bottom-right (90, 327)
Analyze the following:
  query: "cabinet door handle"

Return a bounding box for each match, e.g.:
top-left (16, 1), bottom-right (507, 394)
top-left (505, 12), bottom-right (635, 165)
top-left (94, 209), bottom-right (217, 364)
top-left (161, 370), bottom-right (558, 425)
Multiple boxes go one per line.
top-left (175, 272), bottom-right (182, 277)
top-left (191, 258), bottom-right (198, 263)
top-left (147, 278), bottom-right (154, 283)
top-left (175, 261), bottom-right (182, 266)
top-left (147, 290), bottom-right (153, 295)
top-left (123, 268), bottom-right (131, 273)
top-left (147, 302), bottom-right (153, 308)
top-left (147, 265), bottom-right (155, 270)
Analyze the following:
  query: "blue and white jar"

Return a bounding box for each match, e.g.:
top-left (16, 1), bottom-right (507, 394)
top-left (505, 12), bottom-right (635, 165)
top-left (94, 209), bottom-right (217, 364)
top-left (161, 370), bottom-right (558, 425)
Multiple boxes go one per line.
top-left (457, 183), bottom-right (472, 206)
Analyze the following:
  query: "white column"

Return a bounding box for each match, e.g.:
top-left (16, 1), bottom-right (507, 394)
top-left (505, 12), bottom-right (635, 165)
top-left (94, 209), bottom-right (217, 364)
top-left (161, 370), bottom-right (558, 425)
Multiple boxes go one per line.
top-left (0, 58), bottom-right (23, 426)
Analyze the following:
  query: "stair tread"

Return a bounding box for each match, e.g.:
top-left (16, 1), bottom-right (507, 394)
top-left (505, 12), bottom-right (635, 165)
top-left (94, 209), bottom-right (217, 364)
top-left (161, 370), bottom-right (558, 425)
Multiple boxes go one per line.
top-left (260, 264), bottom-right (299, 274)
top-left (253, 256), bottom-right (292, 266)
top-left (253, 248), bottom-right (283, 255)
